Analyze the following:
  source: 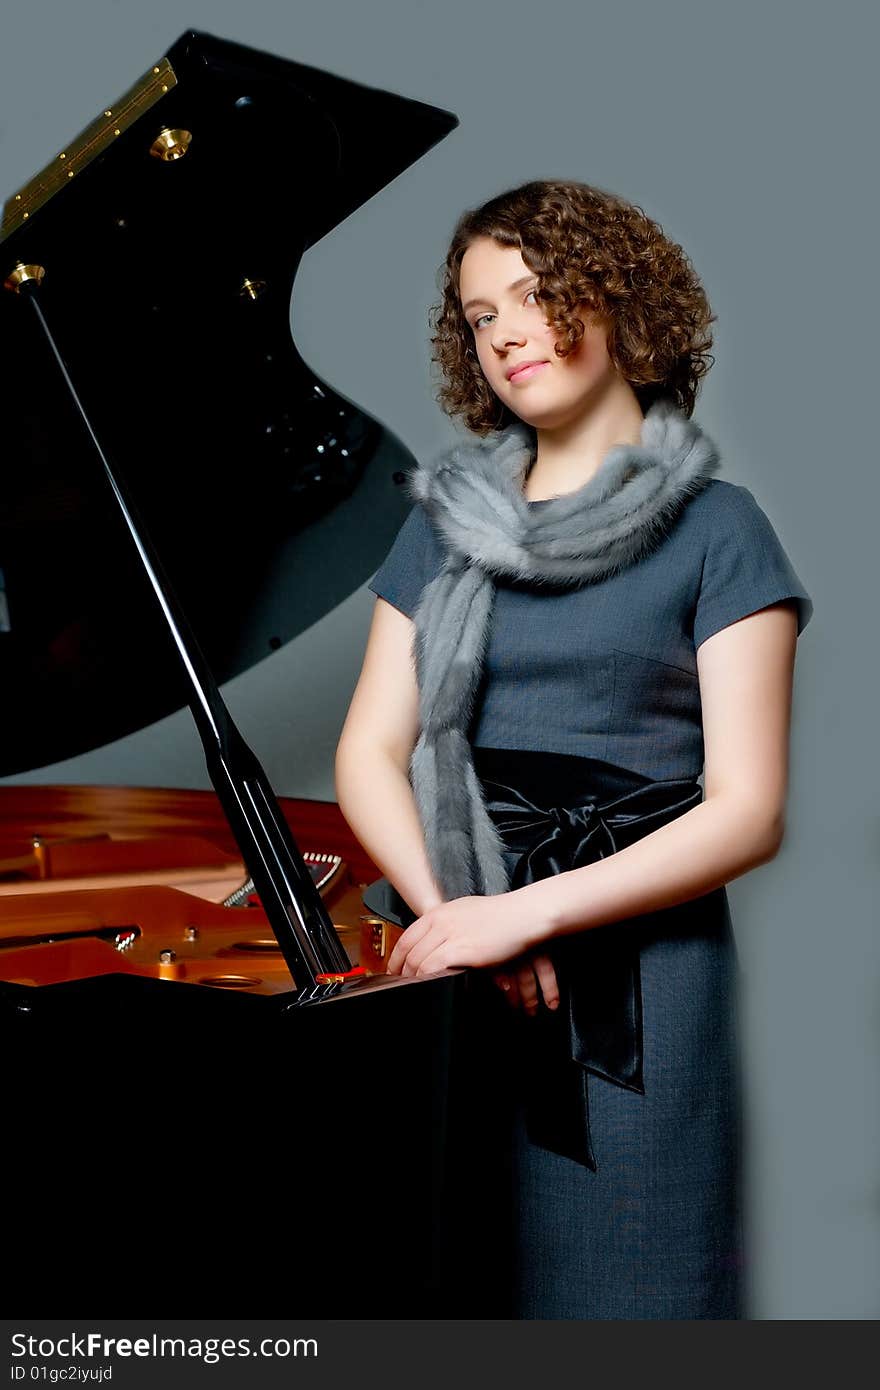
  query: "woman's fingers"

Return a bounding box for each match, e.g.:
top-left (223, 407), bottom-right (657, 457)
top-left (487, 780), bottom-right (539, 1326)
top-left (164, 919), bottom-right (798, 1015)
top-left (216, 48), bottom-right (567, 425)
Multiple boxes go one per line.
top-left (493, 954), bottom-right (560, 1013)
top-left (517, 962), bottom-right (539, 1014)
top-left (531, 953), bottom-right (560, 1011)
top-left (493, 970), bottom-right (521, 1008)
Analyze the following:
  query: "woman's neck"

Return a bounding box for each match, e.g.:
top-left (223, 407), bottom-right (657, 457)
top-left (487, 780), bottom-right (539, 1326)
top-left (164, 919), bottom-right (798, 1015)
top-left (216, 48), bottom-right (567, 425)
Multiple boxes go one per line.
top-left (523, 387), bottom-right (646, 501)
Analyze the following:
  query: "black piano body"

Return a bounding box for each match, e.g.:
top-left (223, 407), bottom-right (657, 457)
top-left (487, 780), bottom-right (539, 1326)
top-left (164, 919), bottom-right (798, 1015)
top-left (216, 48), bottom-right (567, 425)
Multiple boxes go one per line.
top-left (0, 33), bottom-right (514, 1316)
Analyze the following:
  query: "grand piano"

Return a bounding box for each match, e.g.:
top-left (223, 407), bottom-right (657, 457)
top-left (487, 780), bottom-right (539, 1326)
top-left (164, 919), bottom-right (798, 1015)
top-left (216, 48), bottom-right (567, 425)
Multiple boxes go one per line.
top-left (0, 33), bottom-right (513, 1316)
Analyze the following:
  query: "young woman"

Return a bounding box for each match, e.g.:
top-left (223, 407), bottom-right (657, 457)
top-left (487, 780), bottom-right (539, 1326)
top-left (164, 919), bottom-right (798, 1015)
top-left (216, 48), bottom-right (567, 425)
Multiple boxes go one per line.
top-left (335, 179), bottom-right (813, 1319)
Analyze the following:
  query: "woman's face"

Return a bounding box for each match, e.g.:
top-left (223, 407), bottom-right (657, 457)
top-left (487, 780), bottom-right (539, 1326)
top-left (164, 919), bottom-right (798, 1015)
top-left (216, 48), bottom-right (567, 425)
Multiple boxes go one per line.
top-left (458, 236), bottom-right (619, 428)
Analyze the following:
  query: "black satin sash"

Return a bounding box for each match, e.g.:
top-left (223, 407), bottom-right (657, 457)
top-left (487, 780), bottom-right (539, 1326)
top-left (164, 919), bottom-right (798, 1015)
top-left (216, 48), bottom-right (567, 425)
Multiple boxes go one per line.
top-left (471, 746), bottom-right (703, 1172)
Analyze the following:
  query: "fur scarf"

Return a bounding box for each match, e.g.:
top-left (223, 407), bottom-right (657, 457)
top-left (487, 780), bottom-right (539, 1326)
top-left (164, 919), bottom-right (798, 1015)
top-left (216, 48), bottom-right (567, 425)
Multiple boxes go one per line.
top-left (406, 396), bottom-right (722, 901)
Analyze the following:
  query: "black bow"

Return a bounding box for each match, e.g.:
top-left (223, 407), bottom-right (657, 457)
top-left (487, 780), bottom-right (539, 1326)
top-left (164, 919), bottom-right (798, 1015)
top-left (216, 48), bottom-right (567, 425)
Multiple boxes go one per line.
top-left (482, 775), bottom-right (702, 1170)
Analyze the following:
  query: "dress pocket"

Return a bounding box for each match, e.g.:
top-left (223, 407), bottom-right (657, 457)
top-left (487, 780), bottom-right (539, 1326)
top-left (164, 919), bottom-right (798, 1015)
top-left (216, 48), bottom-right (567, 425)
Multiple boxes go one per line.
top-left (607, 647), bottom-right (702, 775)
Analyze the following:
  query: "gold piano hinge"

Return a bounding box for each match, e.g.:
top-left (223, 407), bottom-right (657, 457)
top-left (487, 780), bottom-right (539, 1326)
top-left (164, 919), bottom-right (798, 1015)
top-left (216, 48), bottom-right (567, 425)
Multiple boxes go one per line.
top-left (1, 55), bottom-right (178, 242)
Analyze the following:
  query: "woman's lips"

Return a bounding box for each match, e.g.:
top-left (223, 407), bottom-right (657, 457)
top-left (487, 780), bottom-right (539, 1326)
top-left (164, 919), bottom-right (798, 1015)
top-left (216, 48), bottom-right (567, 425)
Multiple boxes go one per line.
top-left (508, 361), bottom-right (548, 383)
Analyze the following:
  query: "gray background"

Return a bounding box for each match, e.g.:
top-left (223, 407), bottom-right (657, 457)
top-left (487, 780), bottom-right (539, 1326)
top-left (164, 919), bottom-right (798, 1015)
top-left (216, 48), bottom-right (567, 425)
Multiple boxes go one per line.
top-left (1, 0), bottom-right (876, 1319)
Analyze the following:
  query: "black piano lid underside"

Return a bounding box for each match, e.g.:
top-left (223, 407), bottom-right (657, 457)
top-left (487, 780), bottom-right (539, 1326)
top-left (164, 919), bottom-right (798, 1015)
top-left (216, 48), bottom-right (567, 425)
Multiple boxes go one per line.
top-left (0, 31), bottom-right (458, 774)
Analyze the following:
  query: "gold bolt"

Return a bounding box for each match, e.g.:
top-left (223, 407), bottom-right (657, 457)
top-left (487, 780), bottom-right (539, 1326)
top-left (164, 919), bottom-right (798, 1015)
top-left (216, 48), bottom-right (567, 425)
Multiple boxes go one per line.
top-left (149, 127), bottom-right (193, 161)
top-left (113, 128), bottom-right (121, 137)
top-left (59, 152), bottom-right (66, 160)
top-left (153, 66), bottom-right (160, 74)
top-left (104, 109), bottom-right (112, 117)
top-left (4, 264), bottom-right (46, 294)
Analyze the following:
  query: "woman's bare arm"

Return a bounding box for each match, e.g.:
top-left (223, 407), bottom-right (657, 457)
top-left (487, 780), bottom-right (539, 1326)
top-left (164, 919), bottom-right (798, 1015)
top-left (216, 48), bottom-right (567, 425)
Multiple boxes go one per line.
top-left (513, 600), bottom-right (799, 938)
top-left (335, 596), bottom-right (444, 917)
top-left (336, 594), bottom-right (559, 1009)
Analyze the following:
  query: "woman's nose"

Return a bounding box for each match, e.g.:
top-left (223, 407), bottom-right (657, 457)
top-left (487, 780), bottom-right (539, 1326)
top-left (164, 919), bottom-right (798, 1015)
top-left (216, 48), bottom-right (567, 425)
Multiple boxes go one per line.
top-left (490, 315), bottom-right (527, 352)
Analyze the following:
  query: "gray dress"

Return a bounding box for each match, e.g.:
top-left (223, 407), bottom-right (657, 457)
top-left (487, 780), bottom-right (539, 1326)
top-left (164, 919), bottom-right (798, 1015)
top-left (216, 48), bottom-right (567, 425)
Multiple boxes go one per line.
top-left (368, 477), bottom-right (813, 1320)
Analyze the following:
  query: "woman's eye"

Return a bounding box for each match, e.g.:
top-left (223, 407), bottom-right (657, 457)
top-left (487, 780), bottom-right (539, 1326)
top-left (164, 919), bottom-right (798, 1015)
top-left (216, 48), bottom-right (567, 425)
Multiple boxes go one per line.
top-left (471, 289), bottom-right (538, 332)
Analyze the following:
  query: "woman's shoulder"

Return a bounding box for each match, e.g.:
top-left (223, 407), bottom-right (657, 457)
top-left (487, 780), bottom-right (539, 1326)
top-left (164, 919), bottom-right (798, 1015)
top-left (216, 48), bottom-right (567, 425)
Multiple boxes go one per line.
top-left (384, 501), bottom-right (448, 560)
top-left (673, 476), bottom-right (787, 557)
top-left (683, 476), bottom-right (764, 524)
top-left (684, 479), bottom-right (814, 643)
top-left (367, 502), bottom-right (448, 619)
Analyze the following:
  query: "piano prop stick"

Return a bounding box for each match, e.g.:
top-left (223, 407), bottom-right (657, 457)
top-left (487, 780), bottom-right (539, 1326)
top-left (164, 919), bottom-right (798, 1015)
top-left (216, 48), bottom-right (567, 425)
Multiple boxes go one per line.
top-left (9, 269), bottom-right (352, 992)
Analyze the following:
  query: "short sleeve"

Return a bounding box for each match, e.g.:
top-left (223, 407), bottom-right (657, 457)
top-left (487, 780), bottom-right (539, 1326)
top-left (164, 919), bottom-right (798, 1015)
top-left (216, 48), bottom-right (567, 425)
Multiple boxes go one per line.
top-left (693, 483), bottom-right (814, 649)
top-left (367, 504), bottom-right (447, 618)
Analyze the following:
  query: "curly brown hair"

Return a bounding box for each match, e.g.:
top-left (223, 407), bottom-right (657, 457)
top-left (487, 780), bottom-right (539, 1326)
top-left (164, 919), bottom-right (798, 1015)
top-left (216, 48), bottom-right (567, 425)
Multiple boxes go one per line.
top-left (429, 179), bottom-right (715, 433)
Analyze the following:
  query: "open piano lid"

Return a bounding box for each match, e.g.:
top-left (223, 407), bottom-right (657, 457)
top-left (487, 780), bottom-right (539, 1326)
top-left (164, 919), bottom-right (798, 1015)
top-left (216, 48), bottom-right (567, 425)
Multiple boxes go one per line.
top-left (0, 30), bottom-right (457, 774)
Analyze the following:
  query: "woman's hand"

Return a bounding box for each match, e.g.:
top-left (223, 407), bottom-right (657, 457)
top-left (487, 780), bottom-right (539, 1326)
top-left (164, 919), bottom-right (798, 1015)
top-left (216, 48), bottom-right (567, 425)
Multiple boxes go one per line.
top-left (493, 952), bottom-right (560, 1014)
top-left (385, 890), bottom-right (546, 978)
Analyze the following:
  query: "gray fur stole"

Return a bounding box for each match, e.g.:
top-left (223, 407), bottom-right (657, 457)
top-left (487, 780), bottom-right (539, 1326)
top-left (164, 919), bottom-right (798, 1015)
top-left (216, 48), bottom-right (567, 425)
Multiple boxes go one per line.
top-left (407, 396), bottom-right (722, 901)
